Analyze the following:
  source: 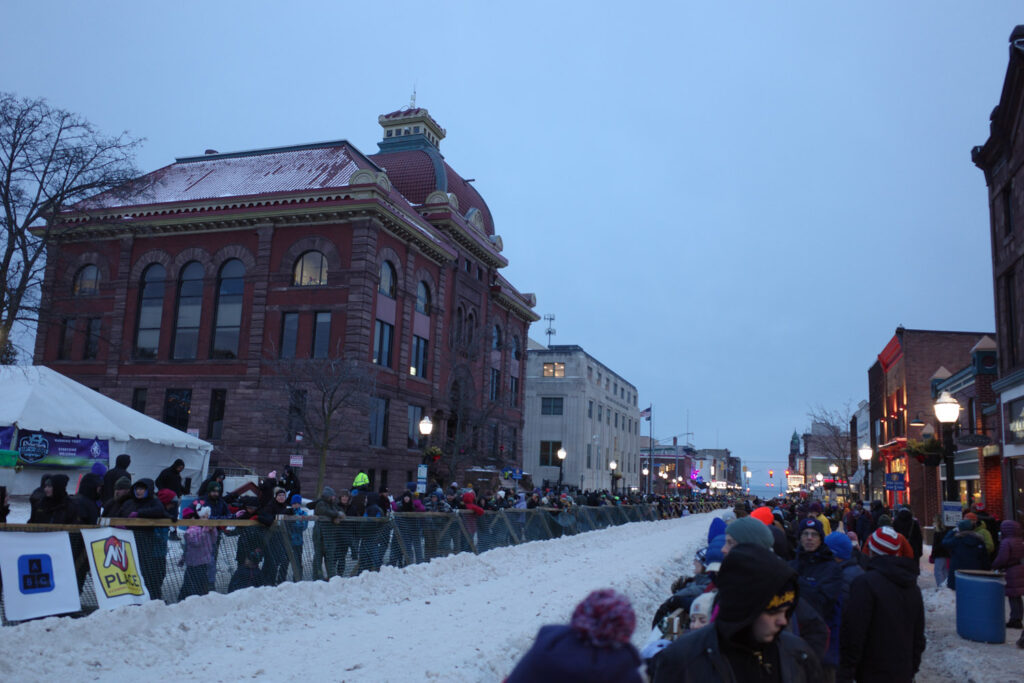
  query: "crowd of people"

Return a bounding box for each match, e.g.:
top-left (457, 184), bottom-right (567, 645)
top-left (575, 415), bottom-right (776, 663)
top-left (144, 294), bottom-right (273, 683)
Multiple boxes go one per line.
top-left (508, 495), bottom-right (1024, 682)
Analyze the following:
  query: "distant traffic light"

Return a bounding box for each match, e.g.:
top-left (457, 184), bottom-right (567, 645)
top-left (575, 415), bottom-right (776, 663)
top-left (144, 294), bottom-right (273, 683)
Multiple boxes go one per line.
top-left (768, 469), bottom-right (774, 478)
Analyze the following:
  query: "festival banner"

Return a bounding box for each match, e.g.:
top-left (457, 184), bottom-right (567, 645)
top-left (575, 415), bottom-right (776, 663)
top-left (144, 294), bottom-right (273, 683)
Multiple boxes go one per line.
top-left (0, 531), bottom-right (82, 622)
top-left (0, 426), bottom-right (109, 468)
top-left (79, 527), bottom-right (150, 609)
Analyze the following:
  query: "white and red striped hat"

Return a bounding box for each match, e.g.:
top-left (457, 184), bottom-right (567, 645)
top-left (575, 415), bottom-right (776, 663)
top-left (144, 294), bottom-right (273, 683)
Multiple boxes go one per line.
top-left (867, 526), bottom-right (901, 556)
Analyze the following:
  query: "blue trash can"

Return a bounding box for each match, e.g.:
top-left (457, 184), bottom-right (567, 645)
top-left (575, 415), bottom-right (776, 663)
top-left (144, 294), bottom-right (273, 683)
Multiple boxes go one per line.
top-left (955, 569), bottom-right (1006, 643)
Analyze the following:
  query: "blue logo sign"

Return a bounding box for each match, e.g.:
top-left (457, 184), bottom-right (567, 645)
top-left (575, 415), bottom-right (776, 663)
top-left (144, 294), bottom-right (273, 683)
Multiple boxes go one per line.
top-left (18, 434), bottom-right (50, 463)
top-left (884, 472), bottom-right (906, 491)
top-left (18, 554), bottom-right (55, 594)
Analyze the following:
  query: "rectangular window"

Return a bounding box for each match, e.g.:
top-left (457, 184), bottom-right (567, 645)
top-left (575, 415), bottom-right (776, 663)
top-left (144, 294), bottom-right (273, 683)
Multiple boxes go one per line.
top-left (542, 362), bottom-right (565, 377)
top-left (597, 404), bottom-right (603, 421)
top-left (539, 440), bottom-right (563, 467)
top-left (613, 382), bottom-right (617, 395)
top-left (489, 368), bottom-right (501, 401)
top-left (132, 388), bottom-right (147, 414)
top-left (83, 317), bottom-right (101, 360)
top-left (162, 388), bottom-right (192, 432)
top-left (510, 376), bottom-right (520, 407)
top-left (410, 335), bottom-right (428, 377)
top-left (312, 311), bottom-right (331, 359)
top-left (373, 320), bottom-right (394, 367)
top-left (408, 404), bottom-right (425, 449)
top-left (587, 444), bottom-right (592, 469)
top-left (614, 412), bottom-right (619, 428)
top-left (541, 397), bottom-right (564, 415)
top-left (1005, 181), bottom-right (1014, 236)
top-left (588, 401), bottom-right (594, 418)
top-left (370, 396), bottom-right (389, 446)
top-left (58, 318), bottom-right (75, 360)
top-left (1007, 272), bottom-right (1018, 367)
top-left (280, 312), bottom-right (298, 359)
top-left (286, 389), bottom-right (306, 441)
top-left (207, 389), bottom-right (227, 439)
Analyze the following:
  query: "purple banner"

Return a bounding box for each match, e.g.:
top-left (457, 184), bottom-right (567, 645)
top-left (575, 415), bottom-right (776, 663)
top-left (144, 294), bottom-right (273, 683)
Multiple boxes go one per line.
top-left (0, 426), bottom-right (109, 468)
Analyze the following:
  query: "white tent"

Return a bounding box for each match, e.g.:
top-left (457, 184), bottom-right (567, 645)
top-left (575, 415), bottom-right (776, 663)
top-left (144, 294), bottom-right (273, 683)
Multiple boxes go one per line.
top-left (0, 366), bottom-right (211, 494)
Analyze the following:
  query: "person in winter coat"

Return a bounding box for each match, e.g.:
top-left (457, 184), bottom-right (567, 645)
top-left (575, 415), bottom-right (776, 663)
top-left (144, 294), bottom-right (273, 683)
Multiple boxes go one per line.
top-left (943, 519), bottom-right (990, 589)
top-left (359, 492), bottom-right (388, 572)
top-left (228, 547), bottom-right (264, 593)
top-left (652, 543), bottom-right (822, 683)
top-left (118, 478), bottom-right (169, 599)
top-left (392, 490), bottom-right (425, 564)
top-left (930, 515), bottom-right (952, 587)
top-left (197, 468), bottom-right (226, 496)
top-left (965, 512), bottom-right (995, 556)
top-left (102, 453), bottom-right (132, 502)
top-left (70, 472), bottom-right (104, 525)
top-left (892, 507), bottom-right (923, 561)
top-left (257, 487), bottom-right (291, 585)
top-left (155, 458), bottom-right (186, 497)
top-left (178, 505), bottom-right (217, 600)
top-left (284, 494), bottom-right (308, 581)
top-left (29, 474), bottom-right (77, 524)
top-left (312, 486), bottom-right (344, 580)
top-left (233, 496), bottom-right (264, 569)
top-left (992, 519), bottom-right (1024, 629)
top-left (838, 526), bottom-right (925, 683)
top-left (101, 476), bottom-right (132, 517)
top-left (508, 589), bottom-right (644, 683)
top-left (280, 466), bottom-right (301, 499)
top-left (152, 488), bottom-right (178, 600)
top-left (825, 531), bottom-right (865, 610)
top-left (790, 517), bottom-right (843, 676)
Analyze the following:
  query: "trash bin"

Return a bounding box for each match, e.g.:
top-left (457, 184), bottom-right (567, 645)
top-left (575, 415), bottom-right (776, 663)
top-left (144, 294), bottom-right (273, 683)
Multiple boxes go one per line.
top-left (955, 569), bottom-right (1006, 643)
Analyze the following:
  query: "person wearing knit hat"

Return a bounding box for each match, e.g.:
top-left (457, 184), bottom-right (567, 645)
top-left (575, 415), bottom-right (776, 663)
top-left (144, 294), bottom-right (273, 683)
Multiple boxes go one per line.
top-left (839, 524), bottom-right (924, 683)
top-left (808, 501), bottom-right (832, 536)
top-left (653, 544), bottom-right (821, 682)
top-left (942, 517), bottom-right (990, 589)
top-left (964, 512), bottom-right (995, 554)
top-left (723, 517), bottom-right (774, 556)
top-left (507, 589), bottom-right (643, 683)
top-left (790, 516), bottom-right (842, 675)
top-left (826, 530), bottom-right (865, 616)
top-left (286, 492), bottom-right (309, 581)
top-left (750, 505), bottom-right (774, 526)
top-left (689, 590), bottom-right (715, 630)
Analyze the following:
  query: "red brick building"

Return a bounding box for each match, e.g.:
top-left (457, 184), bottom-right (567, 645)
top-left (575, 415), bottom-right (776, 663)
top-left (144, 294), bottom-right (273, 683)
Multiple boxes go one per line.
top-left (34, 107), bottom-right (538, 494)
top-left (973, 25), bottom-right (1024, 523)
top-left (867, 327), bottom-right (992, 524)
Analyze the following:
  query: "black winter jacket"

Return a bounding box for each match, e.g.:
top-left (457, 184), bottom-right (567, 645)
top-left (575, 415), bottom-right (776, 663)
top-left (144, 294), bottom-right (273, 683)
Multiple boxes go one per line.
top-left (101, 454), bottom-right (132, 502)
top-left (652, 622), bottom-right (821, 683)
top-left (838, 555), bottom-right (924, 683)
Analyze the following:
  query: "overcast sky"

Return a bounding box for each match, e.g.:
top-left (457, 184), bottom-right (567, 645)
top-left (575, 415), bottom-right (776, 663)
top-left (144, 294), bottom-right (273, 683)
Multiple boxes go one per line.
top-left (4, 2), bottom-right (1020, 496)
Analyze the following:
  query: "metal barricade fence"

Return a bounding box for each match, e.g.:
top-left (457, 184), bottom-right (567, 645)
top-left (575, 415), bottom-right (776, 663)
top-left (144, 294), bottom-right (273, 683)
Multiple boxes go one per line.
top-left (1, 502), bottom-right (723, 625)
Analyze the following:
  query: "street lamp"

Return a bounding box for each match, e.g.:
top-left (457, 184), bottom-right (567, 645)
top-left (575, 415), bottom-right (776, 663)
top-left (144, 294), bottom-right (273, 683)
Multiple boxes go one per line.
top-left (642, 466), bottom-right (649, 496)
top-left (934, 391), bottom-right (961, 504)
top-left (815, 472), bottom-right (823, 498)
top-left (858, 444), bottom-right (872, 501)
top-left (557, 447), bottom-right (567, 491)
top-left (419, 415), bottom-right (433, 438)
top-left (609, 460), bottom-right (618, 495)
top-left (710, 464), bottom-right (716, 479)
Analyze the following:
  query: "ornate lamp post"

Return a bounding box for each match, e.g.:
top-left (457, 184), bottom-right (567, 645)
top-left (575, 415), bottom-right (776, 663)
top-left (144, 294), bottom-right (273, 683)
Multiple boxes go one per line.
top-left (827, 463), bottom-right (839, 503)
top-left (858, 444), bottom-right (872, 501)
top-left (609, 460), bottom-right (618, 495)
top-left (557, 447), bottom-right (567, 491)
top-left (419, 416), bottom-right (433, 440)
top-left (934, 391), bottom-right (961, 504)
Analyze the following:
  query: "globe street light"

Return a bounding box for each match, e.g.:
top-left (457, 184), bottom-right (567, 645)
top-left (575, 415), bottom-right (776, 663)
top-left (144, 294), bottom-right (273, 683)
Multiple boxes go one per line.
top-left (858, 444), bottom-right (872, 501)
top-left (609, 460), bottom-right (618, 495)
top-left (642, 466), bottom-right (649, 496)
top-left (557, 447), bottom-right (567, 491)
top-left (815, 472), bottom-right (823, 497)
top-left (934, 391), bottom-right (961, 504)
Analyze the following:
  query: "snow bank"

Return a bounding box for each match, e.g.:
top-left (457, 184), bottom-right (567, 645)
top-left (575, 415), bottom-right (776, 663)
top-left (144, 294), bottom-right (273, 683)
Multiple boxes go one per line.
top-left (0, 510), bottom-right (718, 682)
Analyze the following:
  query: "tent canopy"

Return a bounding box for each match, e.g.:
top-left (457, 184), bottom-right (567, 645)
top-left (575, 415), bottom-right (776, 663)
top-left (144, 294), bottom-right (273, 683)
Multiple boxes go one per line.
top-left (1, 366), bottom-right (211, 488)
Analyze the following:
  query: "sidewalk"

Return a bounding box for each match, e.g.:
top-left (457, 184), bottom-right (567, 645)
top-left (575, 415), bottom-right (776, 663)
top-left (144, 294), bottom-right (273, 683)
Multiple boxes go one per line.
top-left (916, 546), bottom-right (1023, 683)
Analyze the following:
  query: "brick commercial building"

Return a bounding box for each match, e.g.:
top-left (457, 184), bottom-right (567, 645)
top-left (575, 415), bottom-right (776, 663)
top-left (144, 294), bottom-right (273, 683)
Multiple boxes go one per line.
top-left (973, 25), bottom-right (1024, 523)
top-left (34, 106), bottom-right (538, 494)
top-left (867, 327), bottom-right (992, 524)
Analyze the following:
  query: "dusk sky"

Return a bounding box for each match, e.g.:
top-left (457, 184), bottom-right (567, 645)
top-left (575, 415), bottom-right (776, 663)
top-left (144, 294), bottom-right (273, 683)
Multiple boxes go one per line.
top-left (4, 2), bottom-right (1020, 495)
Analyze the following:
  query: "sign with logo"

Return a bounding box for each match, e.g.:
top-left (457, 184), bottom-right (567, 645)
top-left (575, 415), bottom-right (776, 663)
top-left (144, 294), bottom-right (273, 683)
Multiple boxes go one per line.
top-left (0, 531), bottom-right (81, 621)
top-left (942, 501), bottom-right (962, 529)
top-left (0, 426), bottom-right (108, 468)
top-left (956, 433), bottom-right (992, 448)
top-left (289, 454), bottom-right (304, 468)
top-left (884, 472), bottom-right (906, 491)
top-left (80, 528), bottom-right (149, 609)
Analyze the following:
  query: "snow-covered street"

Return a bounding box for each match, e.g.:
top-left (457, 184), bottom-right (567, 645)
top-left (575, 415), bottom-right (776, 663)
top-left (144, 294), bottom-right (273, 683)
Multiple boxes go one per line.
top-left (0, 511), bottom-right (711, 682)
top-left (3, 511), bottom-right (1023, 682)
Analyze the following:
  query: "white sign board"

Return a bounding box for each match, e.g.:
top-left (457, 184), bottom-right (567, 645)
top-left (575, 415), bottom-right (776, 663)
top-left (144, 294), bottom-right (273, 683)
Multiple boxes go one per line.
top-left (289, 454), bottom-right (304, 467)
top-left (942, 501), bottom-right (962, 529)
top-left (0, 531), bottom-right (81, 621)
top-left (80, 527), bottom-right (151, 609)
top-left (416, 464), bottom-right (428, 494)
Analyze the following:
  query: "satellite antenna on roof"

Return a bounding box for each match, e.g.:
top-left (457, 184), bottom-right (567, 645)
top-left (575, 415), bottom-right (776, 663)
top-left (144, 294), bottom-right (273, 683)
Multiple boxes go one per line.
top-left (543, 313), bottom-right (556, 347)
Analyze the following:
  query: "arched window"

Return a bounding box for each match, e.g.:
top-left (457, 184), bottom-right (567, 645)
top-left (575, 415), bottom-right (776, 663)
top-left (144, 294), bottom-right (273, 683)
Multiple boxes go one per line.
top-left (293, 250), bottom-right (327, 286)
top-left (378, 261), bottom-right (396, 298)
top-left (134, 264), bottom-right (165, 359)
top-left (172, 261), bottom-right (204, 359)
top-left (492, 324), bottom-right (502, 351)
top-left (416, 281), bottom-right (431, 314)
top-left (512, 336), bottom-right (522, 361)
top-left (466, 312), bottom-right (476, 345)
top-left (73, 265), bottom-right (100, 296)
top-left (211, 259), bottom-right (245, 359)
